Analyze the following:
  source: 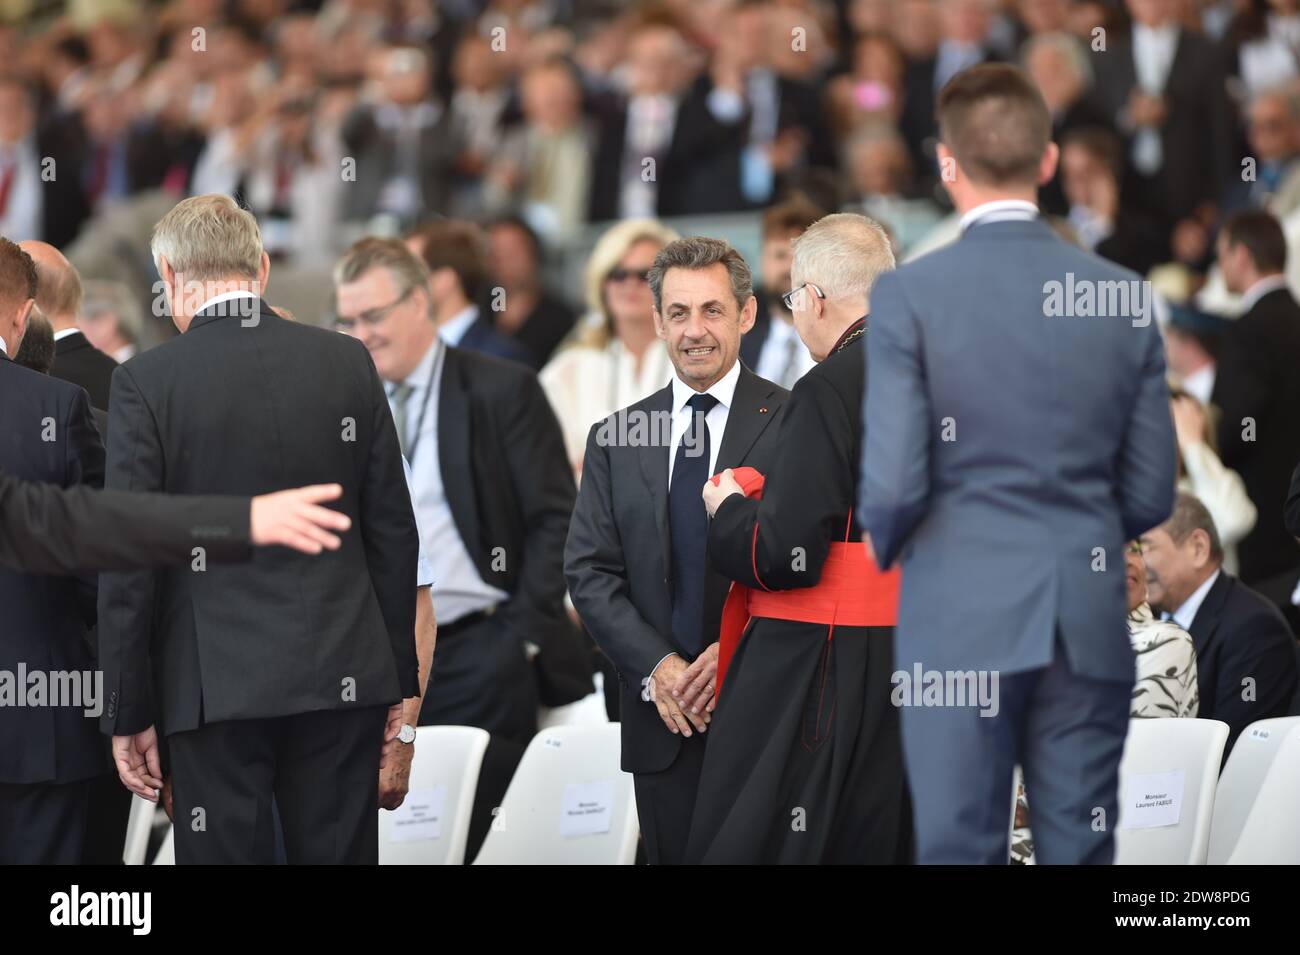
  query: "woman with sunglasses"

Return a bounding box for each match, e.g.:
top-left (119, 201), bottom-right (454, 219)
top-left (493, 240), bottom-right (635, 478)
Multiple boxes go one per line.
top-left (540, 219), bottom-right (679, 478)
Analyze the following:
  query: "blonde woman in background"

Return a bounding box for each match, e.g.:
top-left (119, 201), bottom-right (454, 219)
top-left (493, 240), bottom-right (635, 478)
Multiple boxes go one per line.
top-left (1170, 388), bottom-right (1257, 575)
top-left (540, 218), bottom-right (678, 477)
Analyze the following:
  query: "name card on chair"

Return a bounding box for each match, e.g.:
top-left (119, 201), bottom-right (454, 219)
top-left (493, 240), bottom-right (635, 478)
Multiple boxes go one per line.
top-left (388, 786), bottom-right (447, 842)
top-left (559, 780), bottom-right (616, 838)
top-left (1120, 770), bottom-right (1185, 830)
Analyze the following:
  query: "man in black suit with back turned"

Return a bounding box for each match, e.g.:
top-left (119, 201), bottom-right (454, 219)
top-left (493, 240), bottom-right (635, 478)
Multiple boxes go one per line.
top-left (19, 241), bottom-right (118, 414)
top-left (98, 195), bottom-right (421, 864)
top-left (1213, 210), bottom-right (1300, 621)
top-left (566, 237), bottom-right (788, 864)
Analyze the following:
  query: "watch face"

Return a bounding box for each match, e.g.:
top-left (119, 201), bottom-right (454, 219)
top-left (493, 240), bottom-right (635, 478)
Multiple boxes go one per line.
top-left (399, 724), bottom-right (416, 744)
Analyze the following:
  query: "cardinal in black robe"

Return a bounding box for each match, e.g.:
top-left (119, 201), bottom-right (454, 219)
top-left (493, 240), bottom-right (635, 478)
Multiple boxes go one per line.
top-left (681, 317), bottom-right (913, 864)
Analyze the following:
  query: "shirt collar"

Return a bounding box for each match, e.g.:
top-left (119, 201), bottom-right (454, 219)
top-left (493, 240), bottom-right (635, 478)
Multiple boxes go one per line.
top-left (396, 335), bottom-right (443, 391)
top-left (52, 327), bottom-right (82, 342)
top-left (439, 304), bottom-right (478, 346)
top-left (671, 357), bottom-right (741, 416)
top-left (959, 199), bottom-right (1039, 234)
top-left (195, 289), bottom-right (260, 317)
top-left (1134, 21), bottom-right (1179, 48)
top-left (1172, 568), bottom-right (1221, 631)
top-left (0, 336), bottom-right (8, 356)
top-left (1239, 274), bottom-right (1289, 313)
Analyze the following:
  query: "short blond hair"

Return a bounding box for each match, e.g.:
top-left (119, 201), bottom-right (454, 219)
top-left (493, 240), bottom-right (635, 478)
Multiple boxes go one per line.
top-left (791, 213), bottom-right (895, 305)
top-left (581, 218), bottom-right (679, 347)
top-left (151, 194), bottom-right (264, 282)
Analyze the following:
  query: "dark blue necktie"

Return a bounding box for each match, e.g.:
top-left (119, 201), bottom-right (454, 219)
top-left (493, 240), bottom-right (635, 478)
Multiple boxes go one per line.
top-left (669, 392), bottom-right (719, 658)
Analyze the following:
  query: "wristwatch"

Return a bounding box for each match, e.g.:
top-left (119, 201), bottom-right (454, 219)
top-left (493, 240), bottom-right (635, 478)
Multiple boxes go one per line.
top-left (397, 723), bottom-right (416, 744)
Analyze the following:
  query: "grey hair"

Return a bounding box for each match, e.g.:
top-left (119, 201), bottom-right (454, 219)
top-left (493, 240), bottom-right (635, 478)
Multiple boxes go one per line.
top-left (333, 237), bottom-right (432, 301)
top-left (1021, 31), bottom-right (1093, 89)
top-left (1163, 493), bottom-right (1224, 565)
top-left (790, 213), bottom-right (895, 305)
top-left (151, 194), bottom-right (264, 282)
top-left (647, 236), bottom-right (753, 314)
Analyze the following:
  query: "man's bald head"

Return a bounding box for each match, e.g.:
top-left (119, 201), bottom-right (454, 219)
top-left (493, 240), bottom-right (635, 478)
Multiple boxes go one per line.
top-left (19, 240), bottom-right (83, 330)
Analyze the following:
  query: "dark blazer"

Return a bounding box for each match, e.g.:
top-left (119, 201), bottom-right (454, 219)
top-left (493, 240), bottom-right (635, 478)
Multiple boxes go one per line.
top-left (565, 364), bottom-right (788, 773)
top-left (1087, 29), bottom-right (1238, 226)
top-left (738, 291), bottom-right (777, 371)
top-left (458, 314), bottom-right (534, 366)
top-left (98, 299), bottom-right (419, 738)
top-left (0, 472), bottom-right (250, 576)
top-left (1286, 461), bottom-right (1300, 540)
top-left (339, 102), bottom-right (462, 224)
top-left (50, 330), bottom-right (117, 411)
top-left (1213, 287), bottom-right (1300, 585)
top-left (587, 77), bottom-right (750, 222)
top-left (1185, 571), bottom-right (1298, 756)
top-left (435, 345), bottom-right (584, 701)
top-left (0, 353), bottom-right (105, 784)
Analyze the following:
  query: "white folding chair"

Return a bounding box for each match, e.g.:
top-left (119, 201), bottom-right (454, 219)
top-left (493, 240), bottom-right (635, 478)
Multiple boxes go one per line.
top-left (473, 723), bottom-right (637, 865)
top-left (1114, 718), bottom-right (1228, 865)
top-left (379, 725), bottom-right (490, 865)
top-left (538, 686), bottom-right (611, 730)
top-left (1219, 719), bottom-right (1300, 863)
top-left (1208, 717), bottom-right (1300, 863)
top-left (122, 794), bottom-right (158, 865)
top-left (152, 825), bottom-right (175, 865)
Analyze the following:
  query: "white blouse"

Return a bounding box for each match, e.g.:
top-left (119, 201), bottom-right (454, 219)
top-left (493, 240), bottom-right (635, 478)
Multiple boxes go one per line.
top-left (540, 336), bottom-right (675, 476)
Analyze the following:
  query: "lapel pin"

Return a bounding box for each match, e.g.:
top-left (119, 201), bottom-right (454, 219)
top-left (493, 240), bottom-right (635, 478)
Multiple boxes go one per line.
top-left (759, 407), bottom-right (768, 414)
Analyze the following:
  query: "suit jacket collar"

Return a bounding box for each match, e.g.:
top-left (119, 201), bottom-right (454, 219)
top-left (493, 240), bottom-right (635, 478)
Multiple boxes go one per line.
top-left (54, 330), bottom-right (90, 355)
top-left (187, 295), bottom-right (270, 332)
top-left (636, 364), bottom-right (782, 575)
top-left (1187, 570), bottom-right (1232, 657)
top-left (435, 346), bottom-right (485, 575)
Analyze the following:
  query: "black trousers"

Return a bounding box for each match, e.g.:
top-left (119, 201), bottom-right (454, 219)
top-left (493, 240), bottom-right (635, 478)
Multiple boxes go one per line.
top-left (82, 771), bottom-right (133, 864)
top-left (0, 777), bottom-right (92, 864)
top-left (632, 731), bottom-right (708, 865)
top-left (167, 706), bottom-right (388, 864)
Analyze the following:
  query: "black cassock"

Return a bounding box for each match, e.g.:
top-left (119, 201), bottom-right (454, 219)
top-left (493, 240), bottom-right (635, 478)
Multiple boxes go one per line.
top-left (684, 322), bottom-right (912, 864)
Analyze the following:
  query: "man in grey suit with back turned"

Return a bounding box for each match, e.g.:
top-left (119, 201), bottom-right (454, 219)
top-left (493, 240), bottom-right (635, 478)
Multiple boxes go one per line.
top-left (860, 65), bottom-right (1177, 864)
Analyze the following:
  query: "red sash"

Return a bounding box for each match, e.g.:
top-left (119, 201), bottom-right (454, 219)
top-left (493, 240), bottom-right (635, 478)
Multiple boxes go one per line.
top-left (712, 467), bottom-right (901, 693)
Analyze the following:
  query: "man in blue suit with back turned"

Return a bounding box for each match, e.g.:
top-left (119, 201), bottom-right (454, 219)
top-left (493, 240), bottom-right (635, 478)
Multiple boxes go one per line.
top-left (860, 65), bottom-right (1177, 864)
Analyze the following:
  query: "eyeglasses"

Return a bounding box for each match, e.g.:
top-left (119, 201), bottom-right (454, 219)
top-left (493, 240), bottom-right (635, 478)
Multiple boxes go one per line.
top-left (782, 282), bottom-right (825, 311)
top-left (607, 267), bottom-right (650, 284)
top-left (1127, 541), bottom-right (1145, 556)
top-left (335, 286), bottom-right (418, 331)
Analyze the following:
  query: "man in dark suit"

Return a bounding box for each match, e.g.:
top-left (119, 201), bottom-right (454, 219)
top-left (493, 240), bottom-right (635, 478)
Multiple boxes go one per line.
top-left (334, 237), bottom-right (581, 856)
top-left (566, 236), bottom-right (788, 864)
top-left (1212, 210), bottom-right (1300, 603)
top-left (98, 195), bottom-right (421, 865)
top-left (1143, 494), bottom-right (1298, 757)
top-left (405, 220), bottom-right (532, 365)
top-left (739, 196), bottom-right (823, 386)
top-left (861, 65), bottom-right (1177, 864)
top-left (0, 236), bottom-right (107, 863)
top-left (339, 47), bottom-right (462, 230)
top-left (1086, 0), bottom-right (1237, 232)
top-left (0, 78), bottom-right (91, 248)
top-left (586, 19), bottom-right (750, 222)
top-left (20, 241), bottom-right (117, 411)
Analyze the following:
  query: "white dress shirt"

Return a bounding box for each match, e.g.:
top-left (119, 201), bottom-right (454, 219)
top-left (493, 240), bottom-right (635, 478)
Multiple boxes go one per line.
top-left (1170, 568), bottom-right (1221, 632)
top-left (959, 199), bottom-right (1039, 233)
top-left (645, 359), bottom-right (744, 693)
top-left (0, 336), bottom-right (8, 356)
top-left (1238, 274), bottom-right (1290, 313)
top-left (754, 313), bottom-right (815, 388)
top-left (1181, 363), bottom-right (1216, 406)
top-left (52, 327), bottom-right (82, 343)
top-left (391, 338), bottom-right (508, 625)
top-left (401, 456), bottom-right (435, 588)
top-left (620, 93), bottom-right (677, 218)
top-left (193, 289), bottom-right (260, 320)
top-left (1130, 23), bottom-right (1179, 175)
top-left (666, 358), bottom-right (742, 486)
top-left (0, 136), bottom-right (44, 242)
